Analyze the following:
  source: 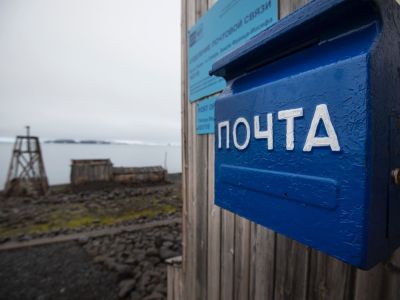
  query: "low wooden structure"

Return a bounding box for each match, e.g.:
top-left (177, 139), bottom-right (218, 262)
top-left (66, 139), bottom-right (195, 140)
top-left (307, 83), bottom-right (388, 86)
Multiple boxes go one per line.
top-left (176, 0), bottom-right (400, 299)
top-left (113, 166), bottom-right (166, 184)
top-left (70, 160), bottom-right (166, 185)
top-left (70, 159), bottom-right (113, 185)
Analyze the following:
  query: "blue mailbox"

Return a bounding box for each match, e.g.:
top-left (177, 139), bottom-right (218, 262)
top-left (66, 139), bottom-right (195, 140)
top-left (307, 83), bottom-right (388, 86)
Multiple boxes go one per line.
top-left (211, 0), bottom-right (400, 269)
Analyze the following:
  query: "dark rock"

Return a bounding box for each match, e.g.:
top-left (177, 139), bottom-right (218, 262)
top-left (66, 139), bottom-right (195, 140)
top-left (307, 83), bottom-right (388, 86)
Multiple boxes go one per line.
top-left (154, 236), bottom-right (163, 248)
top-left (118, 279), bottom-right (136, 298)
top-left (143, 292), bottom-right (164, 300)
top-left (125, 256), bottom-right (137, 265)
top-left (137, 274), bottom-right (151, 290)
top-left (148, 256), bottom-right (160, 265)
top-left (146, 247), bottom-right (158, 257)
top-left (52, 228), bottom-right (60, 235)
top-left (140, 261), bottom-right (152, 270)
top-left (145, 283), bottom-right (155, 293)
top-left (93, 255), bottom-right (107, 264)
top-left (154, 283), bottom-right (166, 295)
top-left (162, 233), bottom-right (174, 242)
top-left (162, 241), bottom-right (173, 248)
top-left (21, 235), bottom-right (32, 242)
top-left (133, 271), bottom-right (142, 281)
top-left (103, 257), bottom-right (117, 269)
top-left (92, 240), bottom-right (101, 247)
top-left (78, 236), bottom-right (89, 244)
top-left (113, 263), bottom-right (134, 279)
top-left (130, 291), bottom-right (141, 300)
top-left (85, 246), bottom-right (98, 257)
top-left (0, 237), bottom-right (10, 244)
top-left (150, 275), bottom-right (160, 285)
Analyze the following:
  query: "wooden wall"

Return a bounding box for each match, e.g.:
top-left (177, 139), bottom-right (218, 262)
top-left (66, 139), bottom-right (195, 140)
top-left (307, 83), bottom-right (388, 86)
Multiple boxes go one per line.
top-left (180, 0), bottom-right (400, 299)
top-left (70, 159), bottom-right (113, 185)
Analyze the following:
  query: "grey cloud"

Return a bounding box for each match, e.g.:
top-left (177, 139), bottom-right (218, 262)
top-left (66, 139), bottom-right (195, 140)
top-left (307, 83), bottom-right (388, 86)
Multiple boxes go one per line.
top-left (0, 0), bottom-right (181, 144)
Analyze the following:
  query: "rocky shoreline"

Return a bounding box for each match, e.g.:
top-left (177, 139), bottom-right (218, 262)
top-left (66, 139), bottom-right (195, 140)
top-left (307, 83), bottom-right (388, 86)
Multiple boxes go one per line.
top-left (0, 179), bottom-right (182, 300)
top-left (82, 223), bottom-right (182, 299)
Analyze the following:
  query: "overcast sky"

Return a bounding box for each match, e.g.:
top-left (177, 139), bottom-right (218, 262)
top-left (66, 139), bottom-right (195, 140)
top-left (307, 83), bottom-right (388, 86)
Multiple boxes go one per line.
top-left (0, 0), bottom-right (181, 144)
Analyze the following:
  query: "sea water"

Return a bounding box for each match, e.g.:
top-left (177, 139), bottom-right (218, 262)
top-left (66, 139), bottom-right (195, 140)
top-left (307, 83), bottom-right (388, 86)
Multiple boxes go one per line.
top-left (0, 142), bottom-right (181, 188)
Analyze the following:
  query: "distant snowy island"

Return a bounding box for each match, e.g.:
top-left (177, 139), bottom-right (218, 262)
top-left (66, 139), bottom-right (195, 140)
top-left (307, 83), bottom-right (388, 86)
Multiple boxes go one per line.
top-left (0, 137), bottom-right (180, 147)
top-left (45, 139), bottom-right (113, 145)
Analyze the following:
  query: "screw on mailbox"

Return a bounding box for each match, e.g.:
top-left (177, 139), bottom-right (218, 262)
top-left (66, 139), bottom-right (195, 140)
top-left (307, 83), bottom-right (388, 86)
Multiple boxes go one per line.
top-left (392, 169), bottom-right (400, 185)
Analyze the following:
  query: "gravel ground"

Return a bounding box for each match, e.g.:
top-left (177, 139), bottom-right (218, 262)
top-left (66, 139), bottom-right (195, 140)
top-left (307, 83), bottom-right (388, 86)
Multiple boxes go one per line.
top-left (0, 242), bottom-right (119, 300)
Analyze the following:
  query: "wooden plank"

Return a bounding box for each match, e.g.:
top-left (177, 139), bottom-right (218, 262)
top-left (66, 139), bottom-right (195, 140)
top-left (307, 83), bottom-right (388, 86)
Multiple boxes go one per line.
top-left (354, 247), bottom-right (400, 300)
top-left (274, 234), bottom-right (309, 300)
top-left (354, 263), bottom-right (385, 300)
top-left (182, 0), bottom-right (196, 298)
top-left (206, 0), bottom-right (218, 297)
top-left (193, 102), bottom-right (209, 300)
top-left (196, 0), bottom-right (208, 19)
top-left (207, 134), bottom-right (221, 300)
top-left (174, 266), bottom-right (183, 300)
top-left (185, 0), bottom-right (210, 298)
top-left (167, 265), bottom-right (174, 300)
top-left (220, 210), bottom-right (235, 300)
top-left (307, 249), bottom-right (355, 300)
top-left (208, 0), bottom-right (217, 9)
top-left (385, 249), bottom-right (400, 300)
top-left (185, 102), bottom-right (197, 300)
top-left (249, 224), bottom-right (276, 300)
top-left (234, 216), bottom-right (251, 300)
top-left (167, 264), bottom-right (183, 300)
top-left (180, 0), bottom-right (189, 291)
top-left (279, 0), bottom-right (309, 18)
top-left (192, 0), bottom-right (209, 297)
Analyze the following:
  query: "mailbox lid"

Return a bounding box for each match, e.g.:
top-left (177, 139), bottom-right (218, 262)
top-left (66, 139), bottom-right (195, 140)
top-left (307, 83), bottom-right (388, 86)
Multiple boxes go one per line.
top-left (211, 0), bottom-right (379, 80)
top-left (213, 0), bottom-right (384, 268)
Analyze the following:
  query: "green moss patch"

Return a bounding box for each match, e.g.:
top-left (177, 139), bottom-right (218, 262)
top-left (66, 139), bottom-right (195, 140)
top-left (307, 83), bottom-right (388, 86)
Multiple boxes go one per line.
top-left (0, 204), bottom-right (177, 238)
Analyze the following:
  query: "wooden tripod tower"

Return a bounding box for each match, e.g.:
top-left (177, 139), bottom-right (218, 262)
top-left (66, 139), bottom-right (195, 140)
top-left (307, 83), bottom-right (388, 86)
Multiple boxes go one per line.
top-left (4, 126), bottom-right (49, 196)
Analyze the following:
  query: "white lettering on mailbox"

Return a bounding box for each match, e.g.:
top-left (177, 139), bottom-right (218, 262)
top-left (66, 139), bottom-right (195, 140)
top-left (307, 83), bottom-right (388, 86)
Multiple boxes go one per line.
top-left (217, 104), bottom-right (341, 152)
top-left (303, 104), bottom-right (340, 152)
top-left (218, 121), bottom-right (230, 149)
top-left (278, 108), bottom-right (303, 151)
top-left (233, 117), bottom-right (250, 150)
top-left (254, 113), bottom-right (273, 150)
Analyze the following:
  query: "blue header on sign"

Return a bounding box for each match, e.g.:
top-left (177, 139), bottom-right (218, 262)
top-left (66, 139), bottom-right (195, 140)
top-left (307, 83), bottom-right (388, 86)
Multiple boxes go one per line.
top-left (188, 0), bottom-right (278, 102)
